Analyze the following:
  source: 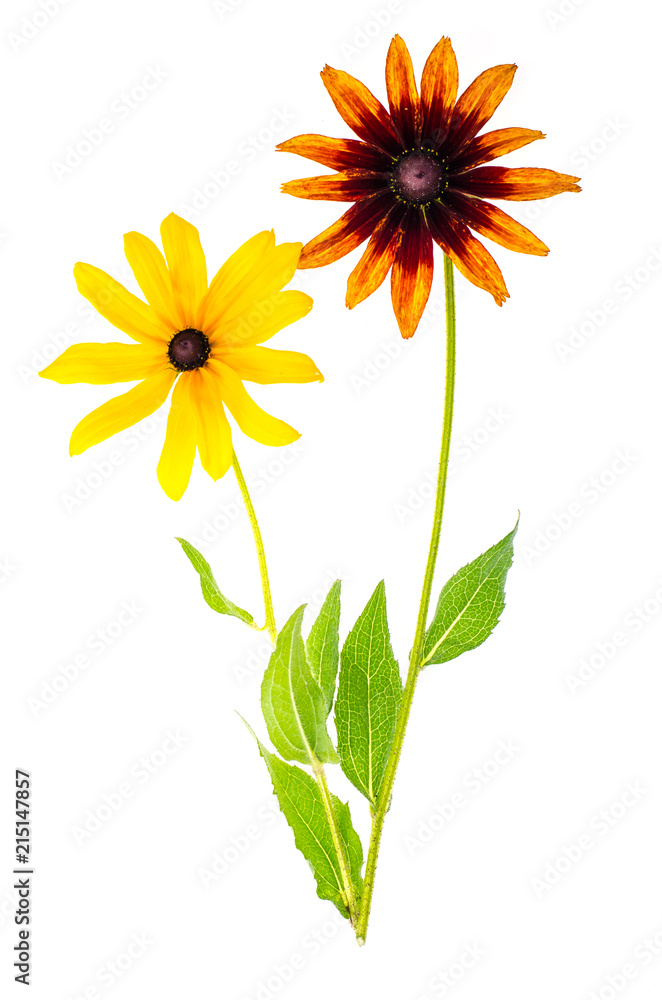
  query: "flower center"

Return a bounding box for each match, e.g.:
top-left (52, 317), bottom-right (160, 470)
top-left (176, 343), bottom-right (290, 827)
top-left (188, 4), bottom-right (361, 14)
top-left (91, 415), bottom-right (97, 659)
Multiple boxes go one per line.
top-left (392, 150), bottom-right (445, 203)
top-left (168, 329), bottom-right (211, 371)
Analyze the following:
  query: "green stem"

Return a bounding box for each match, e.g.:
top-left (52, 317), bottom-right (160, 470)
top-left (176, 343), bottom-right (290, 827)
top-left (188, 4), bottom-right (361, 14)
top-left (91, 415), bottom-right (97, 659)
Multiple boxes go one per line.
top-left (232, 451), bottom-right (278, 645)
top-left (355, 255), bottom-right (457, 945)
top-left (311, 757), bottom-right (359, 927)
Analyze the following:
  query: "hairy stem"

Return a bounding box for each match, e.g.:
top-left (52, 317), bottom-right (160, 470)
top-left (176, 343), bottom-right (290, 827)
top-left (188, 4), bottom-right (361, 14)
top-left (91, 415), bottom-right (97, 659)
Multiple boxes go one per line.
top-left (311, 758), bottom-right (359, 927)
top-left (355, 255), bottom-right (457, 944)
top-left (232, 452), bottom-right (278, 645)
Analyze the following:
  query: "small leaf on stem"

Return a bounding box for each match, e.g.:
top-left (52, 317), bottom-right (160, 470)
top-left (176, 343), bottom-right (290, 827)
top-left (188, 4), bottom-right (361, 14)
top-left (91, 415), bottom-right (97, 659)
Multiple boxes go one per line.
top-left (176, 537), bottom-right (255, 625)
top-left (422, 517), bottom-right (519, 666)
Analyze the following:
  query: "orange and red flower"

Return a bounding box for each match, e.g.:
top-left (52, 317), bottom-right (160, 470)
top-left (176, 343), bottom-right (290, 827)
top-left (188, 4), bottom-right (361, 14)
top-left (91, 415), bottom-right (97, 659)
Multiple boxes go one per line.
top-left (279, 36), bottom-right (580, 338)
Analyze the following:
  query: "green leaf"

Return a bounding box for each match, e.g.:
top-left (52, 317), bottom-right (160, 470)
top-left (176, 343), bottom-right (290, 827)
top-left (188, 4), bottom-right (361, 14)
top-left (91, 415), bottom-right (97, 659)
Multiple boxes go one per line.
top-left (335, 581), bottom-right (402, 808)
top-left (246, 724), bottom-right (363, 918)
top-left (176, 538), bottom-right (255, 625)
top-left (422, 517), bottom-right (519, 667)
top-left (305, 580), bottom-right (342, 715)
top-left (261, 606), bottom-right (339, 766)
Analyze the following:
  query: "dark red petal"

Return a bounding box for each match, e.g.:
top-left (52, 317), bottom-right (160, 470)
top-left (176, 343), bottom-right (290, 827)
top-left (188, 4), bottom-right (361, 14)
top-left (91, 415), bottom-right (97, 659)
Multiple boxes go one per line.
top-left (298, 191), bottom-right (396, 268)
top-left (391, 208), bottom-right (434, 338)
top-left (420, 36), bottom-right (459, 148)
top-left (346, 201), bottom-right (407, 307)
top-left (451, 166), bottom-right (582, 201)
top-left (282, 171), bottom-right (389, 202)
top-left (426, 201), bottom-right (508, 306)
top-left (385, 35), bottom-right (421, 148)
top-left (277, 134), bottom-right (393, 172)
top-left (448, 127), bottom-right (545, 173)
top-left (443, 190), bottom-right (549, 255)
top-left (321, 65), bottom-right (402, 156)
top-left (443, 64), bottom-right (517, 155)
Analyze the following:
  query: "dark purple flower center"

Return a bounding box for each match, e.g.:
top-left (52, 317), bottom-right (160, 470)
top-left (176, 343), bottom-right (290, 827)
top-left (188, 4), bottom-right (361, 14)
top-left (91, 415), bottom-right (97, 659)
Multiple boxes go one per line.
top-left (168, 329), bottom-right (211, 371)
top-left (392, 150), bottom-right (445, 203)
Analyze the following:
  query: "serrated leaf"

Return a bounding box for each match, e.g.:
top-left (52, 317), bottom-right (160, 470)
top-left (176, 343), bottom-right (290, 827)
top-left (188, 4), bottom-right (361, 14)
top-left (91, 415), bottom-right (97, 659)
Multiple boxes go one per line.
top-left (305, 580), bottom-right (341, 715)
top-left (335, 581), bottom-right (402, 808)
top-left (422, 518), bottom-right (519, 666)
top-left (261, 606), bottom-right (339, 766)
top-left (176, 538), bottom-right (255, 625)
top-left (247, 726), bottom-right (363, 918)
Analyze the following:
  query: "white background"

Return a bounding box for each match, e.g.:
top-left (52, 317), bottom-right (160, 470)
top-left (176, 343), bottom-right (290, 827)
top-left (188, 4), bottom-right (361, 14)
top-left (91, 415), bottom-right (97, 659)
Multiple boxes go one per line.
top-left (2, 0), bottom-right (661, 997)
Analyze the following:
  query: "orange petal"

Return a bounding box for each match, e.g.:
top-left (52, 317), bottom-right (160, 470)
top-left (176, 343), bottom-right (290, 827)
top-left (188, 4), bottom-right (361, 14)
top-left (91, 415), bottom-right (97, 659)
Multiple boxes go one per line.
top-left (450, 127), bottom-right (545, 172)
top-left (385, 35), bottom-right (421, 147)
top-left (277, 134), bottom-right (392, 172)
top-left (298, 191), bottom-right (395, 268)
top-left (282, 170), bottom-right (389, 202)
top-left (426, 202), bottom-right (508, 306)
top-left (321, 65), bottom-right (401, 155)
top-left (421, 36), bottom-right (459, 147)
top-left (446, 64), bottom-right (517, 153)
top-left (452, 166), bottom-right (582, 201)
top-left (390, 208), bottom-right (434, 339)
top-left (444, 191), bottom-right (549, 255)
top-left (346, 202), bottom-right (406, 307)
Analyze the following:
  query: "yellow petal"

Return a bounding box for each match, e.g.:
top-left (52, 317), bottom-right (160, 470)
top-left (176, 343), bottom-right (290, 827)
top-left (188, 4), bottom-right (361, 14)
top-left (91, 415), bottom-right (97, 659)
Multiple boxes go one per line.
top-left (74, 263), bottom-right (171, 345)
top-left (219, 346), bottom-right (323, 385)
top-left (208, 359), bottom-right (300, 446)
top-left (156, 372), bottom-right (199, 500)
top-left (40, 342), bottom-right (166, 384)
top-left (199, 230), bottom-right (276, 330)
top-left (191, 366), bottom-right (234, 481)
top-left (69, 368), bottom-right (176, 455)
top-left (212, 289), bottom-right (313, 349)
top-left (205, 242), bottom-right (302, 337)
top-left (160, 213), bottom-right (208, 329)
top-left (123, 231), bottom-right (176, 328)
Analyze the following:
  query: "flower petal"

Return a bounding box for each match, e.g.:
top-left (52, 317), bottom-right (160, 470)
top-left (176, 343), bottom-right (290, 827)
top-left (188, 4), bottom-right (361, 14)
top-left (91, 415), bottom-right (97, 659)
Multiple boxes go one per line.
top-left (420, 36), bottom-right (459, 147)
top-left (219, 346), bottom-right (323, 385)
top-left (451, 166), bottom-right (582, 201)
top-left (385, 35), bottom-right (421, 148)
top-left (69, 367), bottom-right (176, 456)
top-left (40, 342), bottom-right (167, 384)
top-left (123, 231), bottom-right (176, 328)
top-left (208, 359), bottom-right (300, 446)
top-left (156, 372), bottom-right (198, 500)
top-left (444, 191), bottom-right (549, 256)
top-left (321, 65), bottom-right (401, 156)
top-left (346, 202), bottom-right (406, 307)
top-left (449, 127), bottom-right (545, 172)
top-left (199, 230), bottom-right (275, 332)
top-left (277, 134), bottom-right (393, 171)
top-left (160, 213), bottom-right (208, 329)
top-left (282, 171), bottom-right (389, 202)
top-left (191, 366), bottom-right (233, 482)
top-left (445, 64), bottom-right (517, 154)
top-left (211, 289), bottom-right (313, 350)
top-left (390, 208), bottom-right (434, 339)
top-left (298, 191), bottom-right (396, 268)
top-left (74, 263), bottom-right (171, 345)
top-left (426, 201), bottom-right (508, 306)
top-left (206, 242), bottom-right (303, 336)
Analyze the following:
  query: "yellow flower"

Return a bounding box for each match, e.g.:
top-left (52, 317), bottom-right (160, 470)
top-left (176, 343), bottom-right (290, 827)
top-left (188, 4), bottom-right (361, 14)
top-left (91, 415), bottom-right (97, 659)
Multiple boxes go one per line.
top-left (40, 214), bottom-right (321, 500)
